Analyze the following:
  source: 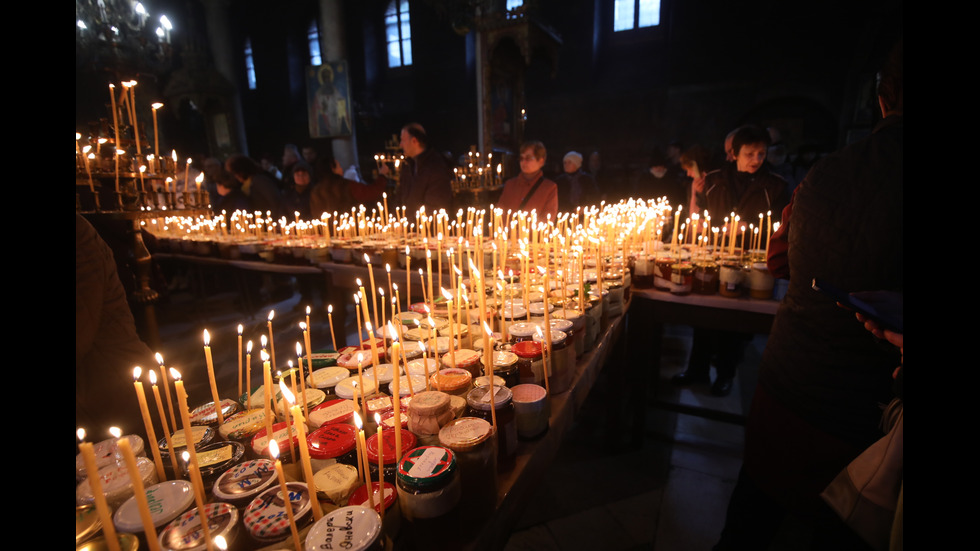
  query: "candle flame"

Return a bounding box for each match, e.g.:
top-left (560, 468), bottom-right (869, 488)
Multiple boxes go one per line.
top-left (374, 412), bottom-right (382, 424)
top-left (151, 102), bottom-right (163, 110)
top-left (387, 321), bottom-right (398, 342)
top-left (149, 370), bottom-right (157, 385)
top-left (169, 368), bottom-right (181, 381)
top-left (328, 304), bottom-right (334, 314)
top-left (247, 340), bottom-right (253, 353)
top-left (441, 287), bottom-right (452, 301)
top-left (214, 536), bottom-right (228, 551)
top-left (261, 349), bottom-right (270, 362)
top-left (483, 320), bottom-right (493, 336)
top-left (238, 324), bottom-right (243, 335)
top-left (306, 305), bottom-right (311, 315)
top-left (299, 321), bottom-right (307, 331)
top-left (364, 253), bottom-right (371, 263)
top-left (195, 172), bottom-right (204, 184)
top-left (268, 310), bottom-right (275, 321)
top-left (354, 411), bottom-right (363, 429)
top-left (269, 439), bottom-right (280, 460)
top-left (133, 366), bottom-right (142, 381)
top-left (77, 428), bottom-right (86, 441)
top-left (181, 451), bottom-right (190, 463)
top-left (356, 278), bottom-right (363, 286)
top-left (296, 342), bottom-right (303, 356)
top-left (280, 379), bottom-right (295, 404)
top-left (261, 334), bottom-right (268, 347)
top-left (203, 329), bottom-right (210, 346)
top-left (109, 426), bottom-right (122, 438)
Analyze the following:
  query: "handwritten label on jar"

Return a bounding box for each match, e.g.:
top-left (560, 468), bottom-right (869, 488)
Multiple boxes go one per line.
top-left (198, 444), bottom-right (234, 467)
top-left (407, 447), bottom-right (445, 478)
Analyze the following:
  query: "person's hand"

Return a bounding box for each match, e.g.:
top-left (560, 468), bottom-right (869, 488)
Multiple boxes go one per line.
top-left (691, 177), bottom-right (705, 194)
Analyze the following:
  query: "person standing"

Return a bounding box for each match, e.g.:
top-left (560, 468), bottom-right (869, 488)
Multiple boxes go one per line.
top-left (714, 40), bottom-right (903, 550)
top-left (391, 123), bottom-right (454, 215)
top-left (497, 140), bottom-right (558, 220)
top-left (555, 151), bottom-right (600, 210)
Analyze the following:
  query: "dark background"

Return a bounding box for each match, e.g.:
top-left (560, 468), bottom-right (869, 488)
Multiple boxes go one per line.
top-left (76, 0), bottom-right (903, 190)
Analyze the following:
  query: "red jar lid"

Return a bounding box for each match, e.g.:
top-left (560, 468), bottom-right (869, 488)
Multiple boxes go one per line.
top-left (512, 340), bottom-right (543, 359)
top-left (349, 481), bottom-right (397, 513)
top-left (250, 421), bottom-right (302, 457)
top-left (309, 399), bottom-right (356, 426)
top-left (307, 423), bottom-right (357, 460)
top-left (365, 428), bottom-right (416, 465)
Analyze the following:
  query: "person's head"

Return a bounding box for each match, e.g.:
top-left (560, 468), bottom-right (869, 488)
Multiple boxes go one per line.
top-left (877, 39), bottom-right (903, 117)
top-left (292, 162), bottom-right (312, 190)
top-left (282, 144), bottom-right (300, 167)
top-left (767, 143), bottom-right (788, 167)
top-left (667, 141), bottom-right (682, 165)
top-left (302, 146), bottom-right (318, 164)
top-left (724, 129), bottom-right (738, 162)
top-left (519, 141), bottom-right (547, 175)
top-left (400, 123), bottom-right (428, 158)
top-left (648, 148), bottom-right (668, 178)
top-left (213, 169), bottom-right (240, 196)
top-left (588, 151), bottom-right (601, 174)
top-left (203, 157), bottom-right (223, 178)
top-left (731, 125), bottom-right (770, 174)
top-left (563, 151), bottom-right (583, 174)
top-left (680, 145), bottom-right (710, 180)
top-left (225, 154), bottom-right (261, 182)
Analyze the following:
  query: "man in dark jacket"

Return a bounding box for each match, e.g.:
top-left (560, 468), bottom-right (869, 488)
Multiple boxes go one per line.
top-left (391, 123), bottom-right (454, 216)
top-left (715, 41), bottom-right (903, 550)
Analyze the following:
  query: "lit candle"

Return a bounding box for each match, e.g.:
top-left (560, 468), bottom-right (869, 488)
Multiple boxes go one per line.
top-left (280, 381), bottom-right (323, 520)
top-left (267, 310), bottom-right (277, 373)
top-left (374, 412), bottom-right (385, 521)
top-left (365, 253), bottom-right (380, 330)
top-left (154, 353), bottom-right (178, 439)
top-left (109, 83), bottom-right (121, 193)
top-left (202, 330), bottom-right (224, 425)
top-left (327, 304), bottom-right (338, 351)
top-left (113, 427), bottom-right (162, 551)
top-left (353, 412), bottom-right (367, 484)
top-left (77, 428), bottom-right (122, 551)
top-left (482, 321), bottom-right (497, 431)
top-left (405, 246), bottom-right (412, 305)
top-left (387, 322), bottom-right (403, 465)
top-left (261, 350), bottom-right (275, 455)
top-left (150, 102), bottom-right (163, 160)
top-left (132, 367), bottom-right (166, 481)
top-left (237, 324), bottom-right (244, 399)
top-left (148, 370), bottom-right (180, 475)
top-left (180, 451), bottom-right (216, 551)
top-left (245, 340), bottom-right (253, 408)
top-left (170, 368), bottom-right (206, 502)
top-left (270, 440), bottom-right (302, 550)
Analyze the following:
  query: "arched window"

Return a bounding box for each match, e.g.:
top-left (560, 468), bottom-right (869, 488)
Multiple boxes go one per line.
top-left (385, 0), bottom-right (412, 67)
top-left (308, 20), bottom-right (322, 66)
top-left (245, 37), bottom-right (257, 89)
top-left (613, 0), bottom-right (661, 32)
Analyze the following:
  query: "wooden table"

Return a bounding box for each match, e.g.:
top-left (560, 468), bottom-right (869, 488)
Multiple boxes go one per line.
top-left (626, 286), bottom-right (780, 427)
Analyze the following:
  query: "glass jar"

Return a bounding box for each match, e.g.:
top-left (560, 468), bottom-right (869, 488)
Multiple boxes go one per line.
top-left (507, 321), bottom-right (538, 344)
top-left (307, 366), bottom-right (349, 402)
top-left (242, 482), bottom-right (313, 545)
top-left (669, 263), bottom-right (694, 296)
top-left (158, 501), bottom-right (240, 551)
top-left (492, 351), bottom-right (520, 388)
top-left (303, 505), bottom-right (386, 551)
top-left (511, 384), bottom-right (550, 439)
top-left (632, 254), bottom-right (655, 289)
top-left (693, 261), bottom-right (720, 295)
top-left (211, 459), bottom-right (276, 507)
top-left (440, 348), bottom-right (482, 380)
top-left (719, 261), bottom-right (746, 298)
top-left (464, 385), bottom-right (517, 469)
top-left (749, 261), bottom-right (775, 299)
top-left (511, 341), bottom-right (544, 386)
top-left (428, 368), bottom-right (473, 397)
top-left (311, 463), bottom-right (359, 507)
top-left (366, 428), bottom-right (418, 484)
top-left (438, 417), bottom-right (497, 524)
top-left (308, 398), bottom-right (357, 429)
top-left (348, 481), bottom-right (400, 544)
top-left (396, 446), bottom-right (462, 551)
top-left (533, 328), bottom-right (572, 394)
top-left (654, 256), bottom-right (675, 290)
top-left (407, 391), bottom-right (455, 446)
top-left (307, 423), bottom-right (359, 472)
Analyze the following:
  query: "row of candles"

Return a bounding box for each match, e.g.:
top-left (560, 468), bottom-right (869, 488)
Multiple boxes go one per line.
top-left (75, 80), bottom-right (196, 198)
top-left (453, 149), bottom-right (504, 191)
